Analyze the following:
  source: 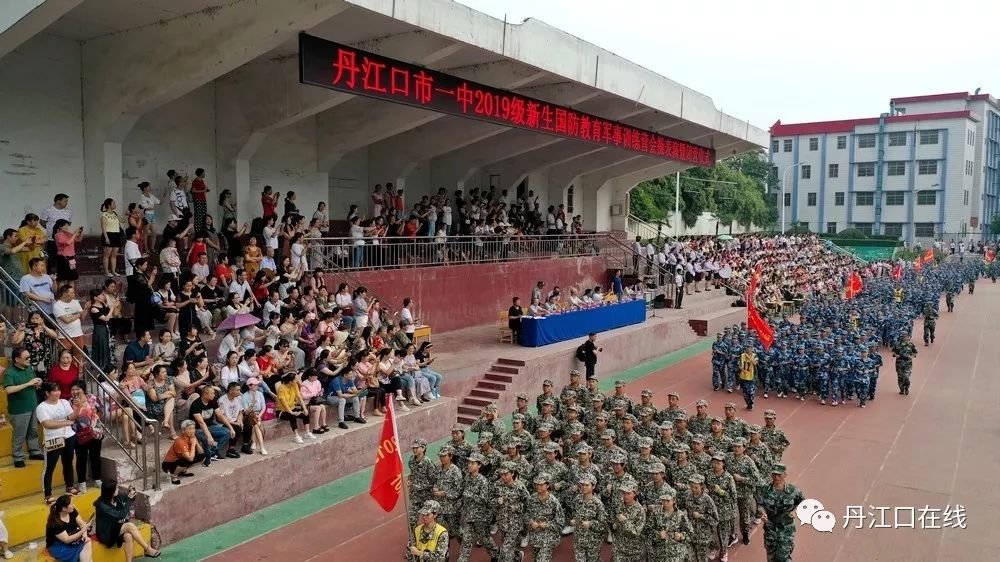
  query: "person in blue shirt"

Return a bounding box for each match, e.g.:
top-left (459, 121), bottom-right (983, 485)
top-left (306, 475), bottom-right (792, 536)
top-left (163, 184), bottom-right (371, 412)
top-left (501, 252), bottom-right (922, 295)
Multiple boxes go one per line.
top-left (122, 330), bottom-right (155, 371)
top-left (611, 269), bottom-right (624, 301)
top-left (326, 364), bottom-right (360, 430)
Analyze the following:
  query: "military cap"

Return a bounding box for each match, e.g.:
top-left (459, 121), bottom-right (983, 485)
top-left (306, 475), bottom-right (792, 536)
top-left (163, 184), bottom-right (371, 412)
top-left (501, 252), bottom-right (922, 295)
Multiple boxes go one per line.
top-left (595, 412), bottom-right (610, 421)
top-left (512, 413), bottom-right (526, 422)
top-left (639, 436), bottom-right (654, 448)
top-left (711, 453), bottom-right (726, 462)
top-left (648, 463), bottom-right (666, 474)
top-left (689, 474), bottom-right (705, 484)
top-left (543, 442), bottom-right (561, 453)
top-left (412, 438), bottom-right (427, 448)
top-left (724, 402), bottom-right (737, 409)
top-left (498, 461), bottom-right (518, 474)
top-left (419, 500), bottom-right (440, 515)
top-left (515, 392), bottom-right (528, 401)
top-left (614, 380), bottom-right (626, 387)
top-left (505, 438), bottom-right (522, 449)
top-left (451, 424), bottom-right (466, 433)
top-left (484, 404), bottom-right (498, 412)
top-left (563, 389), bottom-right (578, 398)
top-left (542, 379), bottom-right (554, 387)
top-left (696, 399), bottom-right (709, 407)
top-left (602, 429), bottom-right (616, 439)
top-left (566, 404), bottom-right (582, 413)
top-left (640, 407), bottom-right (655, 417)
top-left (569, 422), bottom-right (585, 434)
top-left (763, 409), bottom-right (777, 419)
top-left (624, 414), bottom-right (638, 423)
top-left (533, 472), bottom-right (552, 485)
top-left (570, 369), bottom-right (582, 376)
top-left (732, 437), bottom-right (748, 448)
top-left (673, 413), bottom-right (688, 421)
top-left (478, 432), bottom-right (494, 444)
top-left (591, 393), bottom-right (606, 402)
top-left (537, 423), bottom-right (553, 433)
top-left (659, 490), bottom-right (677, 501)
top-left (667, 391), bottom-right (679, 398)
top-left (467, 452), bottom-right (485, 464)
top-left (711, 416), bottom-right (724, 424)
top-left (747, 424), bottom-right (762, 434)
top-left (609, 453), bottom-right (628, 464)
top-left (576, 444), bottom-right (594, 454)
top-left (690, 434), bottom-right (705, 444)
top-left (673, 443), bottom-right (691, 453)
top-left (659, 422), bottom-right (674, 431)
top-left (771, 463), bottom-right (787, 475)
top-left (438, 445), bottom-right (454, 456)
top-left (613, 403), bottom-right (626, 410)
top-left (619, 482), bottom-right (637, 493)
top-left (541, 398), bottom-right (555, 406)
top-left (641, 388), bottom-right (653, 397)
top-left (579, 473), bottom-right (598, 485)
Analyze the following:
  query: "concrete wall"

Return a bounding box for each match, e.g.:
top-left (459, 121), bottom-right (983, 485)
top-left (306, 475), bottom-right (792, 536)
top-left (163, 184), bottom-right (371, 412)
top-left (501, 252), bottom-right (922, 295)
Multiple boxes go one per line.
top-left (251, 118), bottom-right (329, 220)
top-left (334, 255), bottom-right (610, 333)
top-left (0, 34), bottom-right (86, 229)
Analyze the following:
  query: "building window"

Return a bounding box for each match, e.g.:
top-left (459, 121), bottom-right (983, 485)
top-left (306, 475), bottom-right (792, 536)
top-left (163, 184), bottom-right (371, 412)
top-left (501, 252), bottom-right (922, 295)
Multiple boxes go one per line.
top-left (801, 165), bottom-right (811, 179)
top-left (858, 134), bottom-right (876, 149)
top-left (887, 132), bottom-right (907, 146)
top-left (826, 222), bottom-right (837, 234)
top-left (834, 192), bottom-right (845, 206)
top-left (567, 185), bottom-right (574, 213)
top-left (885, 192), bottom-right (904, 206)
top-left (809, 137), bottom-right (819, 151)
top-left (883, 223), bottom-right (903, 238)
top-left (857, 162), bottom-right (876, 177)
top-left (853, 222), bottom-right (873, 236)
top-left (798, 222), bottom-right (809, 231)
top-left (837, 136), bottom-right (847, 149)
top-left (966, 160), bottom-right (974, 175)
top-left (771, 140), bottom-right (779, 152)
top-left (855, 192), bottom-right (874, 206)
top-left (964, 189), bottom-right (969, 206)
top-left (918, 160), bottom-right (938, 175)
top-left (914, 222), bottom-right (936, 237)
top-left (968, 130), bottom-right (975, 145)
top-left (784, 193), bottom-right (791, 207)
top-left (807, 192), bottom-right (817, 206)
top-left (828, 163), bottom-right (839, 178)
top-left (917, 191), bottom-right (937, 205)
top-left (919, 130), bottom-right (939, 145)
top-left (886, 161), bottom-right (906, 176)
top-left (783, 139), bottom-right (792, 152)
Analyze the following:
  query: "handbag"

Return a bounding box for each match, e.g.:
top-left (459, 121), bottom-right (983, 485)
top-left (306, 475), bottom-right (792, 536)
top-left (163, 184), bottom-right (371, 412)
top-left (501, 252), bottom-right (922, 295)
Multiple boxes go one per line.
top-left (43, 437), bottom-right (65, 452)
top-left (75, 424), bottom-right (98, 445)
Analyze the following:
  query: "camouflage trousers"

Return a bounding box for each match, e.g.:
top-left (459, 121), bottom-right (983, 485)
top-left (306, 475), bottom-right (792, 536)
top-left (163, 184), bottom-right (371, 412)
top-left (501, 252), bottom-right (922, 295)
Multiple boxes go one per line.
top-left (498, 526), bottom-right (522, 562)
top-left (691, 540), bottom-right (712, 562)
top-left (897, 366), bottom-right (912, 394)
top-left (715, 514), bottom-right (736, 552)
top-left (763, 524), bottom-right (795, 562)
top-left (457, 521), bottom-right (498, 562)
top-left (923, 322), bottom-right (936, 344)
top-left (736, 491), bottom-right (756, 535)
top-left (408, 494), bottom-right (431, 529)
top-left (438, 513), bottom-right (460, 539)
top-left (740, 379), bottom-right (756, 409)
top-left (529, 542), bottom-right (558, 562)
top-left (573, 539), bottom-right (602, 562)
top-left (712, 361), bottom-right (726, 389)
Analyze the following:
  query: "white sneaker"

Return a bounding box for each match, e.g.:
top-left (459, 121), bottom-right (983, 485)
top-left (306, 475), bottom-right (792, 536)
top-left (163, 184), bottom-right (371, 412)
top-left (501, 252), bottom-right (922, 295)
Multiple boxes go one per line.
top-left (304, 432), bottom-right (317, 440)
top-left (520, 535), bottom-right (528, 548)
top-left (410, 398), bottom-right (422, 406)
top-left (561, 525), bottom-right (574, 536)
top-left (399, 403), bottom-right (411, 412)
top-left (259, 447), bottom-right (269, 455)
top-left (77, 483), bottom-right (87, 494)
top-left (294, 434), bottom-right (304, 444)
top-left (2, 549), bottom-right (12, 559)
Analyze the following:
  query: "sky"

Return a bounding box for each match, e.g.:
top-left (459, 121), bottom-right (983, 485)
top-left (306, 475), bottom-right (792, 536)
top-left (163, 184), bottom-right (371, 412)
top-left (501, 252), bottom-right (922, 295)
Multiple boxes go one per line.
top-left (457, 0), bottom-right (999, 132)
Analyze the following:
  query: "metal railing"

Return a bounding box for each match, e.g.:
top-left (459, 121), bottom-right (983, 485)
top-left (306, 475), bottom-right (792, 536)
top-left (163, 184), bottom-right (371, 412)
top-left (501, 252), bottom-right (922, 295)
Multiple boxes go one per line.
top-left (311, 233), bottom-right (604, 272)
top-left (627, 214), bottom-right (673, 243)
top-left (0, 268), bottom-right (160, 490)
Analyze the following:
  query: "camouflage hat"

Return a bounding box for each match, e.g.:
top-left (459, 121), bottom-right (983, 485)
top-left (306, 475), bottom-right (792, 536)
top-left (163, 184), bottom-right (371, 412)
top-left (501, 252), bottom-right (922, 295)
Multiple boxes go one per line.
top-left (578, 473), bottom-right (598, 485)
top-left (478, 432), bottom-right (495, 444)
top-left (619, 482), bottom-right (637, 493)
top-left (690, 434), bottom-right (705, 444)
top-left (542, 379), bottom-right (554, 387)
top-left (512, 413), bottom-right (526, 422)
top-left (688, 474), bottom-right (705, 484)
top-left (569, 422), bottom-right (585, 434)
top-left (763, 409), bottom-right (777, 419)
top-left (639, 436), bottom-right (654, 448)
top-left (543, 442), bottom-right (561, 453)
top-left (595, 412), bottom-right (610, 421)
top-left (541, 398), bottom-right (555, 406)
top-left (696, 399), bottom-right (709, 407)
top-left (564, 389), bottom-right (578, 398)
top-left (747, 424), bottom-right (762, 434)
top-left (623, 414), bottom-right (637, 424)
top-left (711, 453), bottom-right (726, 462)
top-left (576, 444), bottom-right (594, 455)
top-left (419, 500), bottom-right (440, 515)
top-left (438, 445), bottom-right (454, 456)
top-left (515, 392), bottom-right (528, 401)
top-left (505, 437), bottom-right (522, 449)
top-left (659, 422), bottom-right (674, 431)
top-left (771, 463), bottom-right (787, 475)
top-left (648, 463), bottom-right (666, 474)
top-left (640, 407), bottom-right (654, 417)
top-left (591, 393), bottom-right (606, 402)
top-left (673, 443), bottom-right (691, 454)
top-left (659, 490), bottom-right (677, 501)
top-left (667, 391), bottom-right (679, 398)
top-left (614, 380), bottom-right (626, 387)
top-left (451, 424), bottom-right (466, 433)
top-left (724, 402), bottom-right (737, 410)
top-left (613, 403), bottom-right (626, 410)
top-left (570, 405), bottom-right (586, 414)
top-left (533, 472), bottom-right (552, 485)
top-left (732, 437), bottom-right (748, 448)
top-left (570, 369), bottom-right (582, 376)
top-left (412, 438), bottom-right (427, 448)
top-left (467, 452), bottom-right (485, 464)
top-left (641, 388), bottom-right (653, 397)
top-left (610, 453), bottom-right (628, 465)
top-left (484, 404), bottom-right (498, 412)
top-left (498, 461), bottom-right (518, 474)
top-left (602, 429), bottom-right (616, 439)
top-left (537, 423), bottom-right (553, 433)
top-left (673, 413), bottom-right (688, 422)
top-left (711, 416), bottom-right (724, 424)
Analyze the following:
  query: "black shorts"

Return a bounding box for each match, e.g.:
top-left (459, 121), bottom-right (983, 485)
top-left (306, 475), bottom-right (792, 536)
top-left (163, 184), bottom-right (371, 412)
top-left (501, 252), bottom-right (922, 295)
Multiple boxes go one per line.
top-left (104, 232), bottom-right (122, 248)
top-left (55, 255), bottom-right (79, 282)
top-left (685, 272), bottom-right (694, 283)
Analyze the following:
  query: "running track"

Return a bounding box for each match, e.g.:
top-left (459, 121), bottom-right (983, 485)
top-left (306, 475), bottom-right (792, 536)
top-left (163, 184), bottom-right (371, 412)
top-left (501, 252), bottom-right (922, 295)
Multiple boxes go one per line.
top-left (207, 281), bottom-right (999, 561)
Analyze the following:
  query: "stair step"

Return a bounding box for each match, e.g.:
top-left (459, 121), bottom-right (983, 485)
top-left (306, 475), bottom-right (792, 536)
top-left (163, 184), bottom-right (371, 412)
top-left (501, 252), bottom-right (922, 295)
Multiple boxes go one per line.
top-left (456, 416), bottom-right (477, 426)
top-left (491, 365), bottom-right (519, 374)
top-left (470, 389), bottom-right (501, 400)
top-left (496, 358), bottom-right (526, 367)
top-left (464, 397), bottom-right (492, 408)
top-left (478, 381), bottom-right (507, 391)
top-left (484, 373), bottom-right (514, 383)
top-left (9, 522), bottom-right (153, 561)
top-left (458, 406), bottom-right (483, 417)
top-left (3, 489), bottom-right (100, 547)
top-left (0, 458), bottom-right (63, 502)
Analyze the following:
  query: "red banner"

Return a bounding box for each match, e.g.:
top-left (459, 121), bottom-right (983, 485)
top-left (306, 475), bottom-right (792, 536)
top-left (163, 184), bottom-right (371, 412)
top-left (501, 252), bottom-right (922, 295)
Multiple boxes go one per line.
top-left (369, 400), bottom-right (404, 512)
top-left (746, 263), bottom-right (762, 302)
top-left (923, 249), bottom-right (934, 263)
top-left (747, 302), bottom-right (775, 351)
top-left (986, 249), bottom-right (995, 263)
top-left (845, 271), bottom-right (864, 300)
top-left (891, 264), bottom-right (903, 281)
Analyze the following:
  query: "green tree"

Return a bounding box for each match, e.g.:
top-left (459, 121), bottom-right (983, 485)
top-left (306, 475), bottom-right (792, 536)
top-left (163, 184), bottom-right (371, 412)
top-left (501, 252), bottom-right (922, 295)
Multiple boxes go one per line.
top-left (990, 213), bottom-right (1000, 236)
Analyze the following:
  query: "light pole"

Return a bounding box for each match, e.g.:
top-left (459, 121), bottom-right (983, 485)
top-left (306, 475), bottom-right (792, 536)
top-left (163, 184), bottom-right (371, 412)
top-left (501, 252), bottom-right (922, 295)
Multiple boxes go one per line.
top-left (673, 174), bottom-right (738, 236)
top-left (780, 163), bottom-right (804, 233)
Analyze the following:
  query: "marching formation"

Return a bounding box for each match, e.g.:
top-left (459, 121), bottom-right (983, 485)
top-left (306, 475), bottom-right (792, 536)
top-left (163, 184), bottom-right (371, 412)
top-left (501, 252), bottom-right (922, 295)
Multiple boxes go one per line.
top-left (405, 379), bottom-right (800, 562)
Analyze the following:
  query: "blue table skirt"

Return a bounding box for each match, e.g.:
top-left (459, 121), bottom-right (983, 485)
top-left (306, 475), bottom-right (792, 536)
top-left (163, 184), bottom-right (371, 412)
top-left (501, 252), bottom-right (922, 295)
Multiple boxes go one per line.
top-left (519, 299), bottom-right (647, 347)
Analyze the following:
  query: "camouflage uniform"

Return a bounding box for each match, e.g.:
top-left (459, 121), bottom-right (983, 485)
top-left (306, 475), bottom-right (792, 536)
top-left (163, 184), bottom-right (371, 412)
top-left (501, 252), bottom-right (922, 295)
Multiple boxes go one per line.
top-left (504, 425), bottom-right (537, 459)
top-left (668, 457), bottom-right (699, 495)
top-left (756, 465), bottom-right (805, 562)
top-left (494, 463), bottom-right (531, 562)
top-left (892, 337), bottom-right (918, 395)
top-left (746, 426), bottom-right (776, 486)
top-left (448, 433), bottom-right (476, 471)
top-left (704, 430), bottom-right (734, 457)
top-left (477, 436), bottom-right (504, 479)
top-left (563, 452), bottom-right (603, 521)
top-left (433, 448), bottom-right (464, 536)
top-left (727, 444), bottom-right (762, 539)
top-left (611, 491), bottom-right (646, 562)
top-left (687, 414), bottom-right (712, 437)
top-left (922, 302), bottom-right (937, 345)
top-left (646, 501), bottom-right (694, 562)
top-left (705, 462), bottom-right (738, 554)
top-left (617, 426), bottom-right (643, 456)
top-left (470, 407), bottom-right (507, 447)
top-left (604, 385), bottom-right (634, 413)
top-left (760, 411), bottom-right (789, 461)
top-left (408, 444), bottom-right (438, 528)
top-left (571, 484), bottom-right (608, 562)
top-left (525, 474), bottom-right (566, 562)
top-left (457, 458), bottom-right (499, 562)
top-left (408, 501), bottom-right (450, 562)
top-left (682, 477), bottom-right (720, 562)
top-left (722, 409), bottom-right (748, 441)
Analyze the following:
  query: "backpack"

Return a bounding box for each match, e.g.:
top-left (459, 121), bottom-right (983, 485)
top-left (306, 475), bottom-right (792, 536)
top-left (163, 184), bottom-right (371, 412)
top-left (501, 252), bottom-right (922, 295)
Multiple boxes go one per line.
top-left (576, 344), bottom-right (588, 362)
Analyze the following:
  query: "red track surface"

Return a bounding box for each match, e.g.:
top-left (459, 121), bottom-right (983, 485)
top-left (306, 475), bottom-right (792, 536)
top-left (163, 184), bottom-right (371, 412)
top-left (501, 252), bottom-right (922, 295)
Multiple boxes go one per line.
top-left (210, 281), bottom-right (999, 561)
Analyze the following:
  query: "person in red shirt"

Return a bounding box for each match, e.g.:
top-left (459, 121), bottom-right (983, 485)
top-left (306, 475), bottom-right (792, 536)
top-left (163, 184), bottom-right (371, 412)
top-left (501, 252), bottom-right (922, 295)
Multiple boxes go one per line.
top-left (47, 349), bottom-right (79, 399)
top-left (261, 185), bottom-right (278, 219)
top-left (214, 255), bottom-right (234, 285)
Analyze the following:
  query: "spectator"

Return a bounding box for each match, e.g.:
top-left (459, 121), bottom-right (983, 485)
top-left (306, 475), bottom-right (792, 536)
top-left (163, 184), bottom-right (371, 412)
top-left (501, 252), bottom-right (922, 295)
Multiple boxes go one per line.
top-left (400, 298), bottom-right (417, 342)
top-left (20, 256), bottom-right (55, 314)
top-left (152, 329), bottom-right (177, 364)
top-left (4, 346), bottom-right (43, 467)
top-left (276, 371), bottom-right (314, 442)
top-left (217, 382), bottom-right (248, 458)
top-left (145, 365), bottom-right (178, 439)
top-left (11, 311), bottom-right (58, 376)
top-left (261, 185), bottom-right (278, 219)
top-left (93, 480), bottom-right (160, 560)
top-left (241, 378), bottom-right (268, 455)
top-left (162, 419), bottom-right (206, 484)
top-left (188, 385), bottom-right (236, 465)
top-left (52, 284), bottom-right (86, 361)
top-left (17, 213), bottom-right (46, 275)
top-left (69, 381), bottom-right (103, 490)
top-left (53, 219), bottom-right (83, 288)
top-left (36, 381), bottom-right (81, 503)
top-left (122, 331), bottom-right (155, 372)
top-left (123, 227), bottom-right (144, 278)
top-left (414, 342), bottom-right (443, 400)
top-left (327, 364), bottom-right (360, 430)
top-left (47, 349), bottom-right (79, 400)
top-left (40, 194), bottom-right (73, 272)
top-left (300, 368), bottom-right (329, 434)
top-left (88, 285), bottom-right (118, 372)
top-left (138, 181), bottom-right (160, 251)
top-left (44, 494), bottom-right (93, 562)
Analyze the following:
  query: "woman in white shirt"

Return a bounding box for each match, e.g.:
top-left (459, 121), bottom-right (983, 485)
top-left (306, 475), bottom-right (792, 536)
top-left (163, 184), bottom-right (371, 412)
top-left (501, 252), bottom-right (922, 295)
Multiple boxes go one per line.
top-left (220, 351), bottom-right (242, 388)
top-left (139, 181), bottom-right (161, 250)
top-left (241, 378), bottom-right (268, 455)
top-left (440, 199), bottom-right (453, 235)
top-left (36, 381), bottom-right (81, 501)
top-left (290, 232), bottom-right (307, 272)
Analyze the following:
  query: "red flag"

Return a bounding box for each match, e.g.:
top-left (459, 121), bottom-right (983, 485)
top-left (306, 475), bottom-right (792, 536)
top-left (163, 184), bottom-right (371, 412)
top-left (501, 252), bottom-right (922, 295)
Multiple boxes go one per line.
top-left (914, 260), bottom-right (923, 272)
top-left (923, 248), bottom-right (934, 263)
top-left (986, 249), bottom-right (995, 263)
top-left (891, 264), bottom-right (902, 281)
top-left (369, 400), bottom-right (404, 512)
top-left (747, 302), bottom-right (775, 351)
top-left (845, 271), bottom-right (864, 300)
top-left (746, 263), bottom-right (762, 301)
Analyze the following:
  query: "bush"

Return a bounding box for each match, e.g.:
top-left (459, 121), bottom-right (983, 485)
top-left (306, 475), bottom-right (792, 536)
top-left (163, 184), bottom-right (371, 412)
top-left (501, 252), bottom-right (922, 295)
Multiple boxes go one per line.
top-left (835, 228), bottom-right (867, 239)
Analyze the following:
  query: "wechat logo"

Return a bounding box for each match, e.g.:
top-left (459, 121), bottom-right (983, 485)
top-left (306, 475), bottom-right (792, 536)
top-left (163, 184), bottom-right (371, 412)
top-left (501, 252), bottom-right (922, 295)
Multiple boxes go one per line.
top-left (796, 498), bottom-right (836, 533)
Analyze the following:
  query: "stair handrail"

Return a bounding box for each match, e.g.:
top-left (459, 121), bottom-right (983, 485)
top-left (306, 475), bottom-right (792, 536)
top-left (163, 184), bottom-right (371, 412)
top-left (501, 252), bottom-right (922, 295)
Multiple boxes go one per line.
top-left (0, 267), bottom-right (160, 490)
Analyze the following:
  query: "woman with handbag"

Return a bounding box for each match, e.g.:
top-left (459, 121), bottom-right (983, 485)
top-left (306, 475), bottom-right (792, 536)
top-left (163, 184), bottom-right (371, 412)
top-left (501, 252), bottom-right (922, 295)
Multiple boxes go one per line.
top-left (36, 381), bottom-right (82, 504)
top-left (299, 368), bottom-right (329, 434)
top-left (11, 312), bottom-right (58, 377)
top-left (93, 480), bottom-right (160, 560)
top-left (275, 371), bottom-right (314, 444)
top-left (241, 377), bottom-right (267, 455)
top-left (70, 381), bottom-right (103, 491)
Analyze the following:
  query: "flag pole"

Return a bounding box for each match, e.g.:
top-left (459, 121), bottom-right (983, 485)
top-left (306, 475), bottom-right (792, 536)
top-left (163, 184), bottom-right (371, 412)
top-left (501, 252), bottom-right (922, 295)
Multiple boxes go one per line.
top-left (388, 396), bottom-right (414, 538)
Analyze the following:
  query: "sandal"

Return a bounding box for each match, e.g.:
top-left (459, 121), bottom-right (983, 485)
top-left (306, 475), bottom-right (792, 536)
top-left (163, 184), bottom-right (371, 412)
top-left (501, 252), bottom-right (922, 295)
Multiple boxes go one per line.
top-left (170, 476), bottom-right (181, 485)
top-left (66, 487), bottom-right (82, 496)
top-left (45, 496), bottom-right (55, 505)
top-left (147, 550), bottom-right (162, 558)
top-left (178, 471), bottom-right (195, 477)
